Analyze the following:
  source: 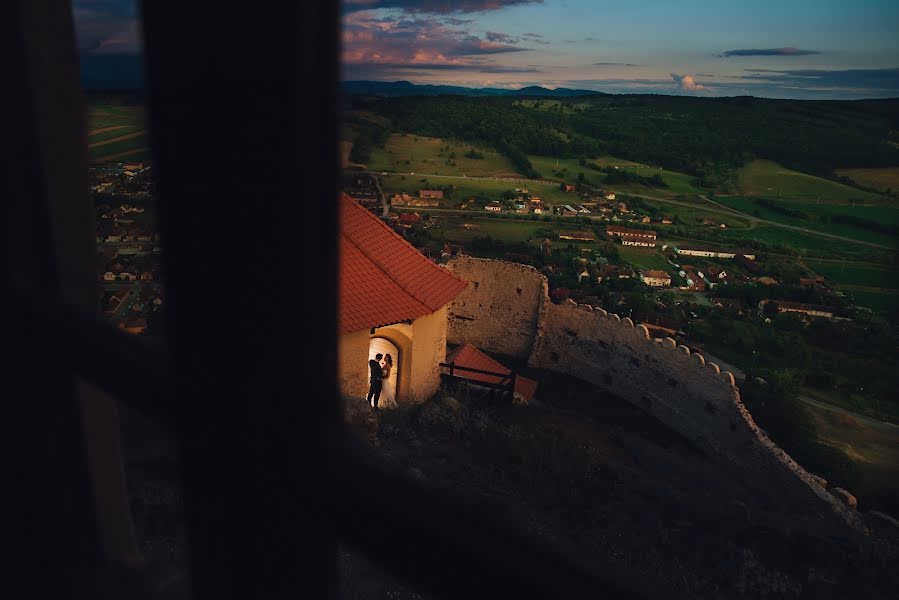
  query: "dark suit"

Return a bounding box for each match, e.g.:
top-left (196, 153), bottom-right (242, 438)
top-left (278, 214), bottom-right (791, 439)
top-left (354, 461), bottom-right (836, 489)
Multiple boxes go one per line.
top-left (366, 359), bottom-right (383, 408)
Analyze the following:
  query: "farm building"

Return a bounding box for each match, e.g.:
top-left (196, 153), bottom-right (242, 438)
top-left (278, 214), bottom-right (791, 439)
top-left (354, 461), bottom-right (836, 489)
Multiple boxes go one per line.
top-left (641, 270), bottom-right (672, 287)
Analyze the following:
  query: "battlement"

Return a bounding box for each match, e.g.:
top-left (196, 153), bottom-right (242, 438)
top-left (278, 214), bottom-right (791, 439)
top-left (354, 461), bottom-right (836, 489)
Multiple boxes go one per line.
top-left (445, 256), bottom-right (863, 530)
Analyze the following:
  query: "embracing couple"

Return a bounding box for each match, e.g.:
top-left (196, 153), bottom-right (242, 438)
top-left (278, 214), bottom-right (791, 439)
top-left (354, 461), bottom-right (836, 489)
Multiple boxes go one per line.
top-left (367, 353), bottom-right (395, 410)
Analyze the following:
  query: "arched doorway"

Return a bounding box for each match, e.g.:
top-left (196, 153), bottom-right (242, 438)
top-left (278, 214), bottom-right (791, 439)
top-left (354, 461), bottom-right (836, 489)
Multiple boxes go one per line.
top-left (369, 337), bottom-right (400, 407)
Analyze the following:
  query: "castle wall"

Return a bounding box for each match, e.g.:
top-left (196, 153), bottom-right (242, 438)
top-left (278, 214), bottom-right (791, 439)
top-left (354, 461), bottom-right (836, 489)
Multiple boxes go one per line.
top-left (446, 257), bottom-right (861, 528)
top-left (445, 256), bottom-right (546, 358)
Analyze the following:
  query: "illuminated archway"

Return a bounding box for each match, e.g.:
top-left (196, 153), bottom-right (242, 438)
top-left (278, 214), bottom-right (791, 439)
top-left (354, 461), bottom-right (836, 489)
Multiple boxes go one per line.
top-left (369, 325), bottom-right (412, 405)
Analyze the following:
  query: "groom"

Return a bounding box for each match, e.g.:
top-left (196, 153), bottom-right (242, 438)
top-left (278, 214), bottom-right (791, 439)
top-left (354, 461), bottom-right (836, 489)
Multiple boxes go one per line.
top-left (367, 353), bottom-right (383, 409)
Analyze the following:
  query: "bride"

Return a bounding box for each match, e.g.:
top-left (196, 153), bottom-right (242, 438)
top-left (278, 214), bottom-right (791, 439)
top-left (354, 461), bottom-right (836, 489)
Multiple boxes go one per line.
top-left (379, 353), bottom-right (397, 409)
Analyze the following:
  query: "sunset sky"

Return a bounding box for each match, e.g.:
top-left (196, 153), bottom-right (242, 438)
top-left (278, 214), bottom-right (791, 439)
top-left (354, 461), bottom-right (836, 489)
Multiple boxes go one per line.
top-left (75, 0), bottom-right (899, 99)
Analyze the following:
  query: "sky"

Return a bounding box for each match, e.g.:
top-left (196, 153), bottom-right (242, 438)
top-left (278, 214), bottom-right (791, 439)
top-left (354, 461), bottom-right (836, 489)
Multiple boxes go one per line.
top-left (74, 0), bottom-right (899, 99)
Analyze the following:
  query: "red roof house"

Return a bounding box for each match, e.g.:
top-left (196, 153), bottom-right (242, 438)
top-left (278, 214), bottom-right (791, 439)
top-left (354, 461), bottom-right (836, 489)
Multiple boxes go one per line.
top-left (339, 194), bottom-right (469, 405)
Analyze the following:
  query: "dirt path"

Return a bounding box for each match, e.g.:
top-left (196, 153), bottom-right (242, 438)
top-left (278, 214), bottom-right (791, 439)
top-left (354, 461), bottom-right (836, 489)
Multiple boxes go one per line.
top-left (799, 395), bottom-right (899, 431)
top-left (89, 130), bottom-right (147, 149)
top-left (89, 125), bottom-right (129, 136)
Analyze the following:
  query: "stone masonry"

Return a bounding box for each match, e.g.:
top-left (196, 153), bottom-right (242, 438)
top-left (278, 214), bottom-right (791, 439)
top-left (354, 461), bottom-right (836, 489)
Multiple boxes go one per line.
top-left (446, 256), bottom-right (863, 531)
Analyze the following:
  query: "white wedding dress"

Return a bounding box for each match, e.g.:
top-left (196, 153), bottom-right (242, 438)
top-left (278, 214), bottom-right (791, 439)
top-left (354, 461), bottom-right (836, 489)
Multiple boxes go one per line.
top-left (379, 360), bottom-right (398, 409)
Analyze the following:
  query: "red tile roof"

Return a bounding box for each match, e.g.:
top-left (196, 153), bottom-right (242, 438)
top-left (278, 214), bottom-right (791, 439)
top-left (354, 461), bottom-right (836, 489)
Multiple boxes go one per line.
top-left (445, 344), bottom-right (538, 403)
top-left (340, 195), bottom-right (468, 334)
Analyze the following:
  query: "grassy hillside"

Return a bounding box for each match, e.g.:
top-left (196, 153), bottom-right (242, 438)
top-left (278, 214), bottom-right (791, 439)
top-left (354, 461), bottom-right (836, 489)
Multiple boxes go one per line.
top-left (737, 160), bottom-right (881, 202)
top-left (836, 167), bottom-right (899, 195)
top-left (368, 134), bottom-right (520, 177)
top-left (715, 196), bottom-right (899, 246)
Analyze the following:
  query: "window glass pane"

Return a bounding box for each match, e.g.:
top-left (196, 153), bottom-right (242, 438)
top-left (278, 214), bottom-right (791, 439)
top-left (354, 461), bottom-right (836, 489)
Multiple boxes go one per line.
top-left (340, 1), bottom-right (899, 596)
top-left (74, 0), bottom-right (166, 344)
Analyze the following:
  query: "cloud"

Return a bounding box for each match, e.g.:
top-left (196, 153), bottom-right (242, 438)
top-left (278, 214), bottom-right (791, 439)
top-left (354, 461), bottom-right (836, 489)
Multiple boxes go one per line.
top-left (719, 47), bottom-right (821, 58)
top-left (343, 0), bottom-right (543, 14)
top-left (485, 31), bottom-right (517, 43)
top-left (670, 73), bottom-right (706, 91)
top-left (73, 0), bottom-right (142, 54)
top-left (343, 12), bottom-right (533, 75)
top-left (735, 67), bottom-right (899, 93)
top-left (593, 62), bottom-right (638, 67)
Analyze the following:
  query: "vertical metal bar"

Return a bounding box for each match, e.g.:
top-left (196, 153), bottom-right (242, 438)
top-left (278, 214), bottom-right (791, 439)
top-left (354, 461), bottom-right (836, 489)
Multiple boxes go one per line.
top-left (139, 1), bottom-right (340, 598)
top-left (0, 0), bottom-right (140, 594)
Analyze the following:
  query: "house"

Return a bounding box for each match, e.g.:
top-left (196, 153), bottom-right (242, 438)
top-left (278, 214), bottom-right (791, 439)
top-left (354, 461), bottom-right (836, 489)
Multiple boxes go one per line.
top-left (639, 215), bottom-right (651, 223)
top-left (606, 225), bottom-right (656, 241)
top-left (560, 183), bottom-right (576, 193)
top-left (641, 270), bottom-right (671, 287)
top-left (560, 205), bottom-right (579, 217)
top-left (398, 212), bottom-right (422, 228)
top-left (756, 276), bottom-right (778, 286)
top-left (558, 230), bottom-right (595, 242)
top-left (444, 344), bottom-right (538, 405)
top-left (485, 201), bottom-right (502, 212)
top-left (119, 271), bottom-right (137, 281)
top-left (419, 190), bottom-right (444, 199)
top-left (102, 271), bottom-right (117, 282)
top-left (576, 205), bottom-right (592, 214)
top-left (712, 298), bottom-right (745, 314)
top-left (759, 300), bottom-right (835, 319)
top-left (617, 202), bottom-right (628, 213)
top-left (140, 271), bottom-right (154, 281)
top-left (338, 195), bottom-right (468, 406)
top-left (604, 192), bottom-right (616, 200)
top-left (675, 246), bottom-right (756, 260)
top-left (620, 233), bottom-right (655, 248)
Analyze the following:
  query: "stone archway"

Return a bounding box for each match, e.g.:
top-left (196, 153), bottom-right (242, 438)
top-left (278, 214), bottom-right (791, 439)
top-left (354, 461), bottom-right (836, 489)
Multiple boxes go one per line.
top-left (369, 325), bottom-right (412, 404)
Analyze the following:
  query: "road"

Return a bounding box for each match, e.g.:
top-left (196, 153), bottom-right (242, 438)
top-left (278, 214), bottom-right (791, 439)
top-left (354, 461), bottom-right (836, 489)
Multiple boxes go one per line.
top-left (798, 394), bottom-right (899, 431)
top-left (369, 170), bottom-right (896, 251)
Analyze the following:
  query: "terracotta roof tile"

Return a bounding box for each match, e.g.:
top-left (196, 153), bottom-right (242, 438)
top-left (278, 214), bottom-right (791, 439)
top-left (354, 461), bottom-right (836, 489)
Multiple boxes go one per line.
top-left (340, 195), bottom-right (468, 334)
top-left (445, 344), bottom-right (538, 403)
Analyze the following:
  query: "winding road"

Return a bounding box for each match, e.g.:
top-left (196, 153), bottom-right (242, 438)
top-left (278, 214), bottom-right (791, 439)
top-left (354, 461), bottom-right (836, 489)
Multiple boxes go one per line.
top-left (370, 170), bottom-right (896, 251)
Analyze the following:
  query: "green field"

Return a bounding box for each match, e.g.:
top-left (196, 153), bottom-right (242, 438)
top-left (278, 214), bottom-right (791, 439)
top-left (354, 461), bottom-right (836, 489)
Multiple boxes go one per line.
top-left (88, 103), bottom-right (148, 162)
top-left (835, 167), bottom-right (899, 195)
top-left (715, 196), bottom-right (899, 247)
top-left (380, 173), bottom-right (575, 205)
top-left (430, 215), bottom-right (567, 244)
top-left (368, 134), bottom-right (520, 177)
top-left (738, 159), bottom-right (881, 203)
top-left (718, 226), bottom-right (880, 259)
top-left (89, 134), bottom-right (150, 161)
top-left (804, 259), bottom-right (899, 290)
top-left (804, 398), bottom-right (899, 513)
top-left (617, 245), bottom-right (670, 271)
top-left (529, 155), bottom-right (701, 195)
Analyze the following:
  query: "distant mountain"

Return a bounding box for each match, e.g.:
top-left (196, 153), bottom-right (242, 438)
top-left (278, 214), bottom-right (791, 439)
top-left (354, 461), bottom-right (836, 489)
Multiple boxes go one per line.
top-left (343, 80), bottom-right (606, 98)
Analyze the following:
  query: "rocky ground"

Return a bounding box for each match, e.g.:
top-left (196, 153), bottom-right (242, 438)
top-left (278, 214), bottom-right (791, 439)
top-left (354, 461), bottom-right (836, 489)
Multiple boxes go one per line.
top-left (341, 370), bottom-right (899, 600)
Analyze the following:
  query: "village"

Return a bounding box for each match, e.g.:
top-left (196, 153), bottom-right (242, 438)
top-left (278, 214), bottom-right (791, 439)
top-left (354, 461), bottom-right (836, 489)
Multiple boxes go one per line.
top-left (90, 162), bottom-right (165, 337)
top-left (343, 176), bottom-right (850, 354)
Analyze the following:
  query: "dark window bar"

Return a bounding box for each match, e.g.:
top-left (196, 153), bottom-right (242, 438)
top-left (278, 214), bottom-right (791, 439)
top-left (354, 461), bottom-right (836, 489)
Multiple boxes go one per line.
top-left (1, 0), bottom-right (657, 598)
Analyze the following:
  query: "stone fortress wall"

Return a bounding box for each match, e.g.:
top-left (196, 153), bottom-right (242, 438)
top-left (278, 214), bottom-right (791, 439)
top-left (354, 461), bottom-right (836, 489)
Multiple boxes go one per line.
top-left (445, 256), bottom-right (862, 530)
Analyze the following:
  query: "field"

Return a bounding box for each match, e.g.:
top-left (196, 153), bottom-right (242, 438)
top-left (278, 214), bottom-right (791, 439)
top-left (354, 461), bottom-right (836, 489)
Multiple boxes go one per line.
top-left (529, 155), bottom-right (701, 195)
top-left (379, 173), bottom-right (575, 205)
top-left (803, 259), bottom-right (899, 313)
top-left (87, 103), bottom-right (148, 163)
top-left (715, 196), bottom-right (899, 247)
top-left (617, 246), bottom-right (671, 271)
top-left (835, 167), bottom-right (899, 195)
top-left (737, 159), bottom-right (881, 203)
top-left (720, 225), bottom-right (880, 258)
top-left (368, 134), bottom-right (520, 177)
top-left (803, 398), bottom-right (899, 514)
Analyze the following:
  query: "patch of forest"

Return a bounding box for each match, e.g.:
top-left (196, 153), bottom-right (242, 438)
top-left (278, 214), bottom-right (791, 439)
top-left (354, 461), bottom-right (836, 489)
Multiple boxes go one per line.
top-left (347, 94), bottom-right (899, 192)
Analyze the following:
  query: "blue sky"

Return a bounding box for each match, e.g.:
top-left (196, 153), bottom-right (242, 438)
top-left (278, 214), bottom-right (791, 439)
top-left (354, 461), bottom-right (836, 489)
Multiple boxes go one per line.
top-left (74, 0), bottom-right (899, 98)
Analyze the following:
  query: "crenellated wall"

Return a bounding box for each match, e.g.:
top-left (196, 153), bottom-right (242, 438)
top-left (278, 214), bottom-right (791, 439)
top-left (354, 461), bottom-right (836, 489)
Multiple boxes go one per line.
top-left (446, 256), bottom-right (863, 530)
